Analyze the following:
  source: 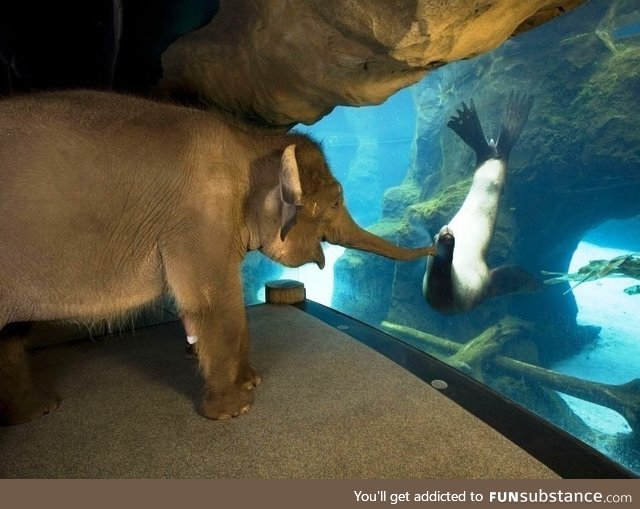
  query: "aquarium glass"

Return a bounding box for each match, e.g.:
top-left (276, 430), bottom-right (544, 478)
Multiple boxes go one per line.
top-left (242, 0), bottom-right (640, 474)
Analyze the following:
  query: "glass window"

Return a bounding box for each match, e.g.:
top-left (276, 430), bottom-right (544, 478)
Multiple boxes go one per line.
top-left (243, 0), bottom-right (640, 475)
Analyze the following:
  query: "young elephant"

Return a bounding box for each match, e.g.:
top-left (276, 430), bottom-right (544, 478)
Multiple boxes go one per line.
top-left (0, 90), bottom-right (435, 424)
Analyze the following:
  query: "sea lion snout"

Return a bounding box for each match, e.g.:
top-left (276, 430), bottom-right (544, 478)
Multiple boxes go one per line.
top-left (434, 225), bottom-right (455, 260)
top-left (436, 225), bottom-right (454, 243)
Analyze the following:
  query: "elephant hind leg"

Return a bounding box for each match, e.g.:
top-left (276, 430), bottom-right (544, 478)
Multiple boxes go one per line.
top-left (0, 323), bottom-right (60, 426)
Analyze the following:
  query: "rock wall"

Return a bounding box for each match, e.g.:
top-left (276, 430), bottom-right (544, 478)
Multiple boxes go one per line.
top-left (334, 0), bottom-right (640, 363)
top-left (157, 0), bottom-right (583, 126)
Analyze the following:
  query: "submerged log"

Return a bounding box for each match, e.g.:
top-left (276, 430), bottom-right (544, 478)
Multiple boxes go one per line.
top-left (449, 317), bottom-right (534, 375)
top-left (494, 357), bottom-right (640, 432)
top-left (381, 320), bottom-right (640, 432)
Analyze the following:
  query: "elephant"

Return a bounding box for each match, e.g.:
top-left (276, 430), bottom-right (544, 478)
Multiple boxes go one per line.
top-left (0, 90), bottom-right (435, 424)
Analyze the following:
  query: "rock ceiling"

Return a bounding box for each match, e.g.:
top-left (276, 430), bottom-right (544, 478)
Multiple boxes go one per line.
top-left (157, 0), bottom-right (585, 126)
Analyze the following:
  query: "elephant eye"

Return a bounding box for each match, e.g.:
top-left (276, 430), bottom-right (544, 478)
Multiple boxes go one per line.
top-left (331, 201), bottom-right (339, 209)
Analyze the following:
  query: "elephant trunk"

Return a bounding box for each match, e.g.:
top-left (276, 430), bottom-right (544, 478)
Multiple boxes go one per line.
top-left (327, 209), bottom-right (435, 261)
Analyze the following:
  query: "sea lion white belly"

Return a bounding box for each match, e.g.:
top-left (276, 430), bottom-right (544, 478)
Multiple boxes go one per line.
top-left (423, 93), bottom-right (537, 314)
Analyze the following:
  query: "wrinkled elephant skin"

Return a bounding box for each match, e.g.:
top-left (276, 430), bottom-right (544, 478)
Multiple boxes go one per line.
top-left (0, 90), bottom-right (434, 424)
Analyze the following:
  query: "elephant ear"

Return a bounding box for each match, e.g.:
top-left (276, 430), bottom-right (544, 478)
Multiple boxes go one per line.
top-left (279, 144), bottom-right (303, 240)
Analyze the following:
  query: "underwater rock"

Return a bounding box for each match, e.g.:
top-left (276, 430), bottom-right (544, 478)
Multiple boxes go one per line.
top-left (157, 0), bottom-right (583, 126)
top-left (624, 285), bottom-right (640, 296)
top-left (332, 220), bottom-right (412, 321)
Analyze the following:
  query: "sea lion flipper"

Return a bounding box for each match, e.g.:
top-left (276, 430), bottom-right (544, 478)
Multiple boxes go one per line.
top-left (486, 265), bottom-right (542, 299)
top-left (495, 91), bottom-right (534, 160)
top-left (447, 99), bottom-right (495, 164)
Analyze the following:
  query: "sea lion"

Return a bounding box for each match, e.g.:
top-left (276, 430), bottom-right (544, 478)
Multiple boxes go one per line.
top-left (423, 91), bottom-right (539, 314)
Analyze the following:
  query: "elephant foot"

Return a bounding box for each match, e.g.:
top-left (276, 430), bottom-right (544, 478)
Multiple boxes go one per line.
top-left (240, 364), bottom-right (261, 391)
top-left (199, 384), bottom-right (253, 421)
top-left (0, 389), bottom-right (60, 426)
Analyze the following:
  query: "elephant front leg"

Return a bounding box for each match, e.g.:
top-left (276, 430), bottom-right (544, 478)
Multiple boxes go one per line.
top-left (180, 281), bottom-right (260, 421)
top-left (181, 312), bottom-right (261, 392)
top-left (237, 317), bottom-right (262, 391)
top-left (194, 311), bottom-right (257, 420)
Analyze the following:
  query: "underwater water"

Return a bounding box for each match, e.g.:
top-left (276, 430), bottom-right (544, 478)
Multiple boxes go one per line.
top-left (243, 0), bottom-right (640, 475)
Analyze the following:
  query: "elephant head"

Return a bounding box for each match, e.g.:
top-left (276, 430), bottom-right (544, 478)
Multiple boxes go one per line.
top-left (254, 138), bottom-right (436, 268)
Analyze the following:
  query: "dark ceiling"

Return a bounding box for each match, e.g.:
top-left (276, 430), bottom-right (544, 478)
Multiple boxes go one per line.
top-left (0, 0), bottom-right (218, 96)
